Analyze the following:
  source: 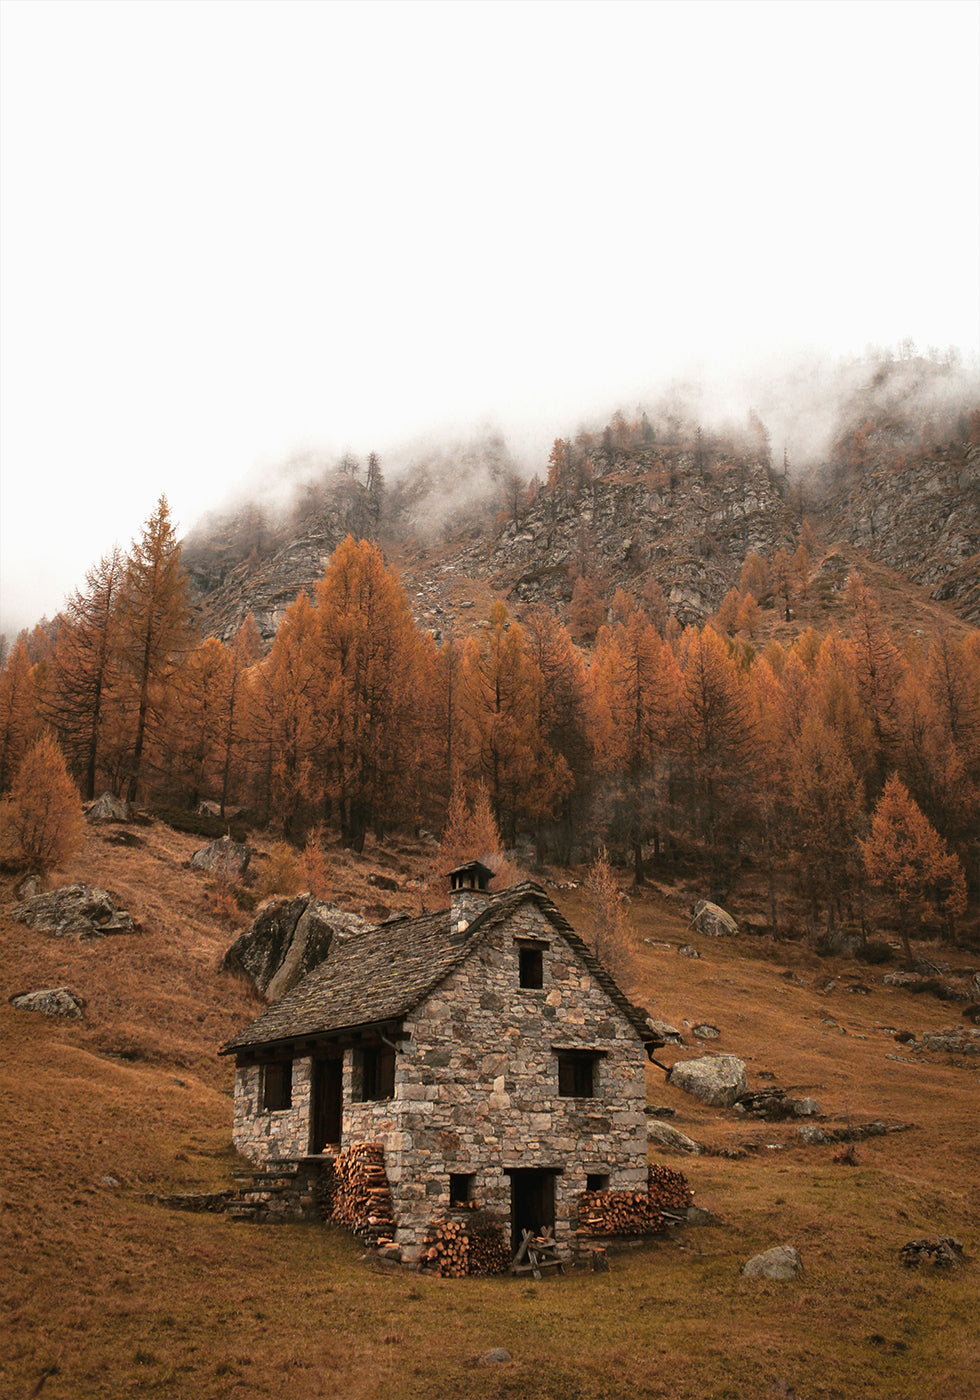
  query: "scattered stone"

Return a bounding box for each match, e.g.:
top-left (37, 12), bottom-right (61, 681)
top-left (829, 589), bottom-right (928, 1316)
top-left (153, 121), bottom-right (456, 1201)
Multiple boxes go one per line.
top-left (100, 1175), bottom-right (120, 1188)
top-left (962, 1003), bottom-right (980, 1025)
top-left (668, 1054), bottom-right (747, 1107)
top-left (899, 1237), bottom-right (965, 1269)
top-left (893, 1030), bottom-right (916, 1044)
top-left (677, 944), bottom-right (701, 959)
top-left (368, 872), bottom-right (399, 891)
top-left (691, 899), bottom-right (738, 937)
top-left (742, 1245), bottom-right (802, 1280)
top-left (11, 885), bottom-right (135, 938)
top-left (14, 874), bottom-right (40, 900)
top-left (190, 835), bottom-right (251, 878)
top-left (797, 1125), bottom-right (827, 1145)
top-left (692, 1024), bottom-right (720, 1039)
top-left (735, 1089), bottom-right (795, 1121)
top-left (478, 1348), bottom-right (512, 1365)
top-left (920, 1030), bottom-right (980, 1057)
top-left (85, 791), bottom-right (130, 823)
top-left (817, 978), bottom-right (837, 993)
top-left (647, 1122), bottom-right (701, 1154)
top-left (9, 986), bottom-right (84, 1018)
top-left (848, 983), bottom-right (872, 995)
top-left (645, 1018), bottom-right (683, 1044)
top-left (792, 1097), bottom-right (821, 1118)
top-left (645, 1104), bottom-right (676, 1118)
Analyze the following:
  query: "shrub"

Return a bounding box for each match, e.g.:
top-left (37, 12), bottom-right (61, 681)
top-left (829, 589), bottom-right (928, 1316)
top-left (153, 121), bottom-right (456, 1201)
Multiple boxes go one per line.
top-left (255, 840), bottom-right (306, 901)
top-left (856, 938), bottom-right (895, 965)
top-left (0, 734), bottom-right (85, 872)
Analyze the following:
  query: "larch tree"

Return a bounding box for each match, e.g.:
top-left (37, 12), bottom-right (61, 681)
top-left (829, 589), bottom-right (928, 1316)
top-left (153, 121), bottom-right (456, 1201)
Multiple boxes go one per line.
top-left (253, 590), bottom-right (319, 835)
top-left (673, 625), bottom-right (754, 894)
top-left (0, 636), bottom-right (38, 794)
top-left (116, 497), bottom-right (194, 803)
top-left (312, 536), bottom-right (426, 850)
top-left (47, 548), bottom-right (124, 799)
top-left (458, 602), bottom-right (571, 845)
top-left (589, 593), bottom-right (679, 883)
top-left (861, 773), bottom-right (967, 966)
top-left (0, 733), bottom-right (85, 872)
top-left (787, 714), bottom-right (864, 939)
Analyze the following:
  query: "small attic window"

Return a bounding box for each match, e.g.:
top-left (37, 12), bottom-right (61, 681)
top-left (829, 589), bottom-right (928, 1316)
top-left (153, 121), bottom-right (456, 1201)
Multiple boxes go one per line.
top-left (262, 1060), bottom-right (292, 1112)
top-left (519, 946), bottom-right (543, 989)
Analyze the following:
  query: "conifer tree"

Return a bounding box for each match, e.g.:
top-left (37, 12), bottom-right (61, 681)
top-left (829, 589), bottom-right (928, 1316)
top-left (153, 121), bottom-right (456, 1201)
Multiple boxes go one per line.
top-left (0, 733), bottom-right (85, 871)
top-left (862, 773), bottom-right (967, 964)
top-left (0, 636), bottom-right (38, 794)
top-left (116, 498), bottom-right (193, 803)
top-left (47, 548), bottom-right (123, 798)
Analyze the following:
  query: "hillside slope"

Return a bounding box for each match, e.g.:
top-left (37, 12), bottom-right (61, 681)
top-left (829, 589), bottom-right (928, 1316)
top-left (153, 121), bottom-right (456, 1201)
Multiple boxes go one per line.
top-left (2, 823), bottom-right (978, 1399)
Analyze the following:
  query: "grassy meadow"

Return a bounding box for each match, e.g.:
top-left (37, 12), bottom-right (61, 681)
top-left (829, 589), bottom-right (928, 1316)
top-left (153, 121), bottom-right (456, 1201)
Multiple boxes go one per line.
top-left (1, 820), bottom-right (977, 1400)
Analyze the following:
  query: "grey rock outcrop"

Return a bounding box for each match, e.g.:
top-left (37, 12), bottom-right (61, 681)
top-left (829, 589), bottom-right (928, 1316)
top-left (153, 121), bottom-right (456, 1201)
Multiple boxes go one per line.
top-left (190, 835), bottom-right (251, 879)
top-left (86, 792), bottom-right (130, 823)
top-left (742, 1245), bottom-right (802, 1280)
top-left (647, 1122), bottom-right (701, 1154)
top-left (668, 1054), bottom-right (747, 1107)
top-left (11, 885), bottom-right (135, 938)
top-left (223, 895), bottom-right (371, 999)
top-left (691, 900), bottom-right (738, 937)
top-left (10, 986), bottom-right (85, 1018)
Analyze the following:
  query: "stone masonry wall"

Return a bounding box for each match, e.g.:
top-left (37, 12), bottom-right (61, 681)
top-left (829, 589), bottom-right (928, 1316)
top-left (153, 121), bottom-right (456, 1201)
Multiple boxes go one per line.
top-left (233, 1058), bottom-right (314, 1162)
top-left (231, 900), bottom-right (648, 1260)
top-left (375, 904), bottom-right (647, 1259)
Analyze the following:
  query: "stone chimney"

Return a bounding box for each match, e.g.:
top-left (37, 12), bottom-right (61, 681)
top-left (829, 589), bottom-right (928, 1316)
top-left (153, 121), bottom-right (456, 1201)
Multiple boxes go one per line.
top-left (448, 860), bottom-right (495, 934)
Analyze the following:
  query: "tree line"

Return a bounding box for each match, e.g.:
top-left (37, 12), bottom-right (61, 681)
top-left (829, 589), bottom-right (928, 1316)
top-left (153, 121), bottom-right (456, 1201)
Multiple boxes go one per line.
top-left (1, 496), bottom-right (976, 949)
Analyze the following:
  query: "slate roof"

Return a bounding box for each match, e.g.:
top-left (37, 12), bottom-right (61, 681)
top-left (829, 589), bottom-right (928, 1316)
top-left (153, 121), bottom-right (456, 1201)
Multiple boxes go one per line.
top-left (220, 881), bottom-right (659, 1055)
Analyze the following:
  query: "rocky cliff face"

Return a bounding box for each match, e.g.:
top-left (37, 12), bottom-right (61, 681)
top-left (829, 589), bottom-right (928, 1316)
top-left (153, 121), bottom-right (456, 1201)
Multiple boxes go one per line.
top-left (826, 447), bottom-right (980, 625)
top-left (182, 428), bottom-right (978, 644)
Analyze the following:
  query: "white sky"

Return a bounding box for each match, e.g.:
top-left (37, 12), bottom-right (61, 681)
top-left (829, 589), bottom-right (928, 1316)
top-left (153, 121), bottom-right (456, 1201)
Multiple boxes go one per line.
top-left (2, 0), bottom-right (978, 637)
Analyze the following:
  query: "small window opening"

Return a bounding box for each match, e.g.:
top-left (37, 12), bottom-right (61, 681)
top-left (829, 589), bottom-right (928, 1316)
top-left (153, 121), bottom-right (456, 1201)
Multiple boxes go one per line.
top-left (519, 946), bottom-right (543, 989)
top-left (354, 1044), bottom-right (396, 1102)
top-left (449, 1172), bottom-right (475, 1207)
top-left (263, 1060), bottom-right (292, 1111)
top-left (557, 1051), bottom-right (598, 1098)
top-left (586, 1173), bottom-right (610, 1193)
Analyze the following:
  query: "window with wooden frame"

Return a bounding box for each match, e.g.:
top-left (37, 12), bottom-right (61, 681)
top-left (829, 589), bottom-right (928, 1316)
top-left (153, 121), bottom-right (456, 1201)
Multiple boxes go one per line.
top-left (518, 946), bottom-right (544, 989)
top-left (354, 1044), bottom-right (396, 1102)
top-left (557, 1050), bottom-right (600, 1098)
top-left (262, 1060), bottom-right (292, 1111)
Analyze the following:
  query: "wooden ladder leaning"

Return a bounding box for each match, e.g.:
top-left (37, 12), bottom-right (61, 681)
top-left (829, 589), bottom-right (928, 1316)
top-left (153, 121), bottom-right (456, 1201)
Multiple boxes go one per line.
top-left (509, 1227), bottom-right (565, 1279)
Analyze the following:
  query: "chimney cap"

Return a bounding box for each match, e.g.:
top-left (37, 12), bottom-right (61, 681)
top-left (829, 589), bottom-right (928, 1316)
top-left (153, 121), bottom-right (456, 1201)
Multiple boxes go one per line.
top-left (447, 860), bottom-right (495, 892)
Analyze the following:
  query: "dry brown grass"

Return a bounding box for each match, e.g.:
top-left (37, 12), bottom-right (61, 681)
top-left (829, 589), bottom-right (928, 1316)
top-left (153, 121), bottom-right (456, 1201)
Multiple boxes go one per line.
top-left (1, 823), bottom-right (977, 1399)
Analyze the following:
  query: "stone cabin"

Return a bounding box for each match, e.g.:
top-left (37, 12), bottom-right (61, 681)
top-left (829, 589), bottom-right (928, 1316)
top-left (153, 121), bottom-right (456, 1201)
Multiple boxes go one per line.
top-left (220, 863), bottom-right (660, 1262)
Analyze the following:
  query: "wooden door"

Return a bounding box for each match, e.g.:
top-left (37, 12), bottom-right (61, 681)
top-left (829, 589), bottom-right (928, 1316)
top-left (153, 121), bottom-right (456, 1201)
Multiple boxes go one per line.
top-left (509, 1170), bottom-right (556, 1252)
top-left (310, 1055), bottom-right (343, 1153)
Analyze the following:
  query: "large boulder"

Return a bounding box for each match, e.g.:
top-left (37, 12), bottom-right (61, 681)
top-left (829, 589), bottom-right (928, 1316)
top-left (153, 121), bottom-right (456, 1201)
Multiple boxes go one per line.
top-left (86, 792), bottom-right (130, 823)
top-left (691, 900), bottom-right (738, 937)
top-left (223, 896), bottom-right (371, 999)
top-left (742, 1245), bottom-right (802, 1280)
top-left (11, 885), bottom-right (135, 938)
top-left (10, 986), bottom-right (85, 1018)
top-left (668, 1054), bottom-right (748, 1107)
top-left (190, 835), bottom-right (251, 879)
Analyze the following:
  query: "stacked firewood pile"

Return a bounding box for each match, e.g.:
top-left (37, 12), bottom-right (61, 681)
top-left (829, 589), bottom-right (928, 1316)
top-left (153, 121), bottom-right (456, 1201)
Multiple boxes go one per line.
top-left (577, 1188), bottom-right (665, 1236)
top-left (312, 1156), bottom-right (337, 1222)
top-left (419, 1211), bottom-right (510, 1277)
top-left (648, 1162), bottom-right (694, 1213)
top-left (578, 1164), bottom-right (694, 1238)
top-left (330, 1143), bottom-right (396, 1245)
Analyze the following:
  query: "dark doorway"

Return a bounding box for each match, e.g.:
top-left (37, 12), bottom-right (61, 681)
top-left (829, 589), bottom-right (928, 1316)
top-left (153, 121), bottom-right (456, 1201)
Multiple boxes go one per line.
top-left (508, 1169), bottom-right (557, 1252)
top-left (309, 1055), bottom-right (343, 1153)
